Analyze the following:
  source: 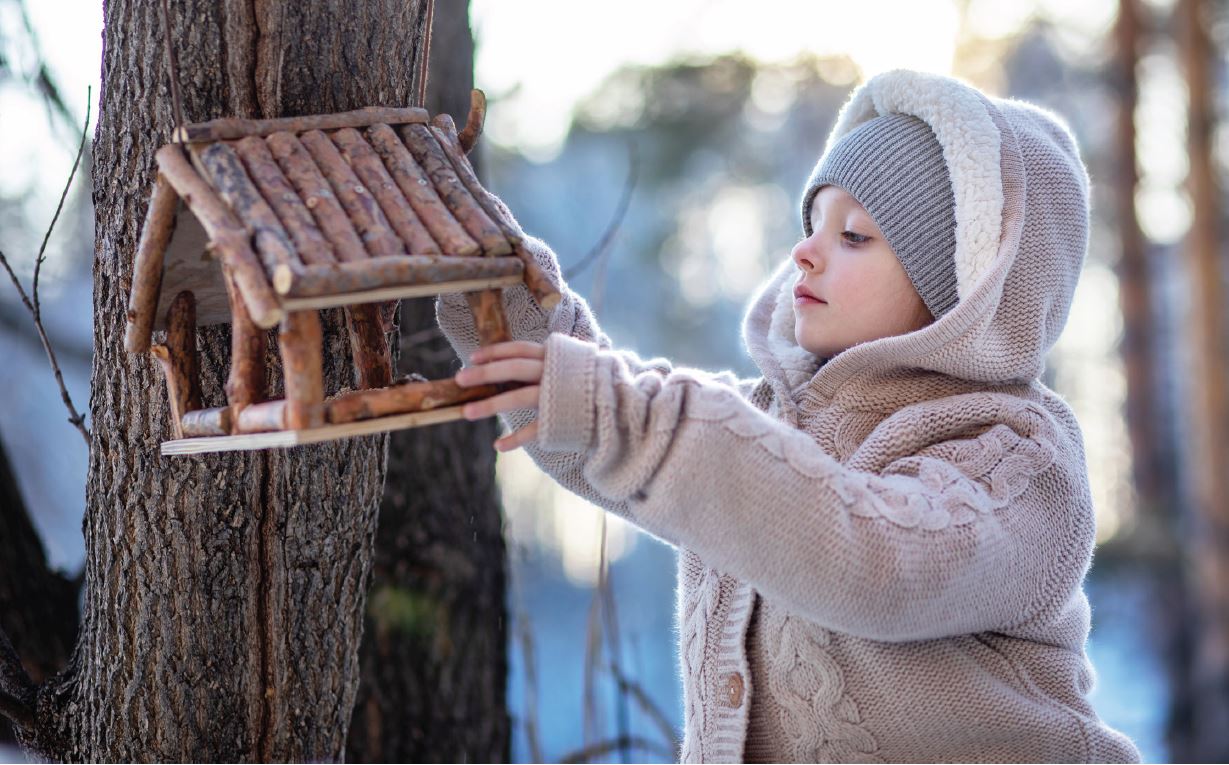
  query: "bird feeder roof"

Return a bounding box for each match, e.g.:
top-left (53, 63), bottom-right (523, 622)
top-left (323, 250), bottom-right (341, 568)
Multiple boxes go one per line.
top-left (124, 101), bottom-right (537, 352)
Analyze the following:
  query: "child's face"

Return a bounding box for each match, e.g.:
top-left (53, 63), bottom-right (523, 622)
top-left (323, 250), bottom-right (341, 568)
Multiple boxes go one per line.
top-left (791, 185), bottom-right (934, 358)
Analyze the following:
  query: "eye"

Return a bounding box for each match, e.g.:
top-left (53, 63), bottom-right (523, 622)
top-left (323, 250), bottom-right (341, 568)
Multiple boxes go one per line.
top-left (842, 230), bottom-right (870, 245)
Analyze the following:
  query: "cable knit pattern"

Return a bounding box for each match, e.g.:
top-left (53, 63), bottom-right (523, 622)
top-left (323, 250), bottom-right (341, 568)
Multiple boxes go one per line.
top-left (434, 71), bottom-right (1142, 763)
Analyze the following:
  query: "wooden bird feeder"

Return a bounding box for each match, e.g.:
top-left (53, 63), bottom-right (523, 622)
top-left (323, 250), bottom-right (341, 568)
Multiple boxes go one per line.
top-left (124, 91), bottom-right (560, 455)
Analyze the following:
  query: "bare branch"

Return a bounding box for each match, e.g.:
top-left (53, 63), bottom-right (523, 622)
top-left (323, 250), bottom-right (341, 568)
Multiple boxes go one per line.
top-left (33, 86), bottom-right (91, 316)
top-left (564, 141), bottom-right (638, 282)
top-left (558, 735), bottom-right (675, 764)
top-left (0, 88), bottom-right (92, 447)
top-left (609, 663), bottom-right (680, 756)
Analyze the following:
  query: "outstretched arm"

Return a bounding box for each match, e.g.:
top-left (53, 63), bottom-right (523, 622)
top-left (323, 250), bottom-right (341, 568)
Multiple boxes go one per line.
top-left (461, 332), bottom-right (1092, 644)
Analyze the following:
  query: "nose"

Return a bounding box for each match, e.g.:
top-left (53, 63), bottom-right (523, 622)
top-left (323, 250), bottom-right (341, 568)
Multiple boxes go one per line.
top-left (791, 230), bottom-right (824, 273)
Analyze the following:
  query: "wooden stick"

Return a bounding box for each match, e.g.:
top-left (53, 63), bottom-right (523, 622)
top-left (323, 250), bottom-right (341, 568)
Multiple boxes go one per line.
top-left (366, 124), bottom-right (481, 256)
top-left (458, 89), bottom-right (486, 154)
top-left (399, 123), bottom-right (512, 256)
top-left (222, 264), bottom-right (267, 416)
top-left (266, 132), bottom-right (368, 263)
top-left (173, 106), bottom-right (429, 143)
top-left (125, 172), bottom-right (179, 353)
top-left (330, 128), bottom-right (441, 255)
top-left (274, 254), bottom-right (522, 297)
top-left (300, 130), bottom-right (403, 257)
top-left (155, 145), bottom-right (284, 328)
top-left (236, 399), bottom-right (288, 433)
top-left (151, 290), bottom-right (201, 440)
top-left (430, 116), bottom-right (562, 310)
top-left (190, 142), bottom-right (303, 279)
top-left (325, 377), bottom-right (501, 424)
top-left (345, 304), bottom-right (393, 390)
top-left (181, 406), bottom-right (233, 437)
top-left (277, 310), bottom-right (325, 429)
top-left (466, 290), bottom-right (510, 346)
top-left (234, 136), bottom-right (336, 266)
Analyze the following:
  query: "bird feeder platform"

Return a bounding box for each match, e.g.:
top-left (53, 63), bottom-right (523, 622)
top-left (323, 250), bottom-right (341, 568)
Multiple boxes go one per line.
top-left (123, 91), bottom-right (560, 455)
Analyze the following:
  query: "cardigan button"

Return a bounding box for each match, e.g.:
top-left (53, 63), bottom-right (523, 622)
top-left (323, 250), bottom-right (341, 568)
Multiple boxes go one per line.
top-left (724, 672), bottom-right (744, 708)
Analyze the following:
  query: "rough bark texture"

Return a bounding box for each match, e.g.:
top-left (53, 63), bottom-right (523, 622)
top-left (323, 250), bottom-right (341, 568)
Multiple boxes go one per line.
top-left (346, 1), bottom-right (511, 760)
top-left (16, 1), bottom-right (431, 760)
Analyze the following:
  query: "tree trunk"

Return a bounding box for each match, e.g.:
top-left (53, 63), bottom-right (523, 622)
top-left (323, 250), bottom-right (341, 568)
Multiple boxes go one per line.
top-left (347, 1), bottom-right (511, 760)
top-left (5, 1), bottom-right (435, 760)
top-left (1177, 0), bottom-right (1229, 760)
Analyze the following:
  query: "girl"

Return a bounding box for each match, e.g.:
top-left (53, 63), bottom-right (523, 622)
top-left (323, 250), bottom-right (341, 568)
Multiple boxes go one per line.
top-left (438, 69), bottom-right (1141, 763)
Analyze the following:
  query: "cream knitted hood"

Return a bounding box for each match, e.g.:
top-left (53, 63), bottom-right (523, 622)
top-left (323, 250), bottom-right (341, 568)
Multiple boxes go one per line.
top-left (742, 70), bottom-right (1090, 415)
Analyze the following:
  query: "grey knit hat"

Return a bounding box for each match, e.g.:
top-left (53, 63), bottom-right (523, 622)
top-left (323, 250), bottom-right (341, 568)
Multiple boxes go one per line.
top-left (801, 113), bottom-right (959, 319)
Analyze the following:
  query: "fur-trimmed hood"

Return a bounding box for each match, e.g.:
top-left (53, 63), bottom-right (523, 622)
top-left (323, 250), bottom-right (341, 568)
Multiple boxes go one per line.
top-left (741, 70), bottom-right (1091, 418)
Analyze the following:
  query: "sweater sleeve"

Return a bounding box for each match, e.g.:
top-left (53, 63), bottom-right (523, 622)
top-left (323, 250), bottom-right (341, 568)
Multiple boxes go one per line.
top-left (536, 332), bottom-right (1091, 643)
top-left (434, 207), bottom-right (769, 511)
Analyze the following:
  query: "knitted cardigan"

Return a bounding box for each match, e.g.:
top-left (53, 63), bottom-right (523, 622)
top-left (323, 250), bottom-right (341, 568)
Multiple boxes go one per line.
top-left (436, 70), bottom-right (1142, 763)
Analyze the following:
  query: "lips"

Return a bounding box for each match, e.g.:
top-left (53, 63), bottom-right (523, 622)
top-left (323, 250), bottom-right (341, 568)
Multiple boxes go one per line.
top-left (793, 283), bottom-right (826, 304)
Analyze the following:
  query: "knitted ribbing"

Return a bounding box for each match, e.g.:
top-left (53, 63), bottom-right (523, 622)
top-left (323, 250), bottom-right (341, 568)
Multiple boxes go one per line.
top-left (803, 113), bottom-right (960, 318)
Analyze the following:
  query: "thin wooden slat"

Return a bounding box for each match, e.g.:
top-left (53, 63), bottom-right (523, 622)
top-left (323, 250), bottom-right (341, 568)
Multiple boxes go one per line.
top-left (266, 132), bottom-right (368, 263)
top-left (399, 123), bottom-right (511, 256)
top-left (155, 145), bottom-right (283, 328)
top-left (162, 404), bottom-right (470, 454)
top-left (234, 136), bottom-right (336, 266)
top-left (190, 142), bottom-right (304, 282)
top-left (431, 115), bottom-right (563, 310)
top-left (331, 128), bottom-right (441, 255)
top-left (367, 123), bottom-right (481, 257)
top-left (125, 173), bottom-right (179, 353)
top-left (173, 106), bottom-right (429, 143)
top-left (300, 129), bottom-right (403, 257)
top-left (279, 274), bottom-right (524, 313)
top-left (274, 254), bottom-right (523, 297)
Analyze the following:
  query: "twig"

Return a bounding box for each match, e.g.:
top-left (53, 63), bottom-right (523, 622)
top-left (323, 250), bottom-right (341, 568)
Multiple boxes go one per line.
top-left (596, 517), bottom-right (631, 763)
top-left (563, 141), bottom-right (638, 282)
top-left (0, 88), bottom-right (92, 446)
top-left (558, 735), bottom-right (675, 764)
top-left (510, 542), bottom-right (544, 763)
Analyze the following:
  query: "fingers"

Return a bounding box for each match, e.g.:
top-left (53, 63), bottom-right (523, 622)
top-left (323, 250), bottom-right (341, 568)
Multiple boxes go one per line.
top-left (470, 340), bottom-right (544, 363)
top-left (495, 420), bottom-right (539, 452)
top-left (455, 358), bottom-right (543, 386)
top-left (462, 384), bottom-right (540, 420)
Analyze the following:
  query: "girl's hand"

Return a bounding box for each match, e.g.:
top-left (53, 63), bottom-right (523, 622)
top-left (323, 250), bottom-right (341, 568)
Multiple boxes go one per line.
top-left (454, 340), bottom-right (544, 451)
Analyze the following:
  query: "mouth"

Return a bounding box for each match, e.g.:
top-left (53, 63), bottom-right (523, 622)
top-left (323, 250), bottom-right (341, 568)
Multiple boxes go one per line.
top-left (793, 283), bottom-right (826, 305)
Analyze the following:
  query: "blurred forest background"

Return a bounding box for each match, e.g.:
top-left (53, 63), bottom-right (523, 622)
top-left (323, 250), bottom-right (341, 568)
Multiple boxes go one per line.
top-left (2, 0), bottom-right (1228, 762)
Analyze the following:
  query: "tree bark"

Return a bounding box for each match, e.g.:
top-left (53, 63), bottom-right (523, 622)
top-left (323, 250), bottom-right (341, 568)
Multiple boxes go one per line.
top-left (346, 1), bottom-right (511, 760)
top-left (6, 1), bottom-right (435, 760)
